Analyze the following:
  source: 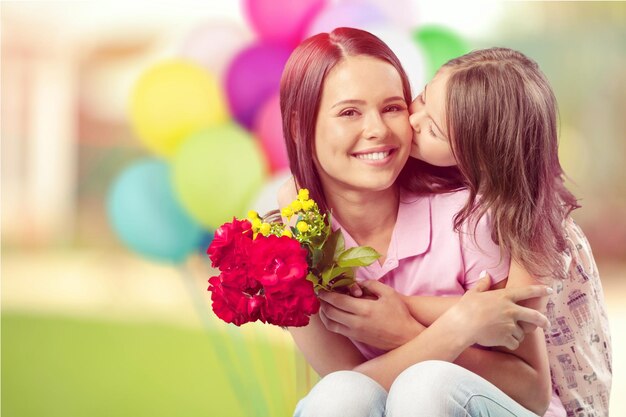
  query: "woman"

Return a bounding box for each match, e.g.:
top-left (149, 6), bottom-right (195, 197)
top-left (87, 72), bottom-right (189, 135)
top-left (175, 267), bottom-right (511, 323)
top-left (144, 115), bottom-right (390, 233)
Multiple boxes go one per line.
top-left (279, 27), bottom-right (553, 417)
top-left (316, 47), bottom-right (612, 416)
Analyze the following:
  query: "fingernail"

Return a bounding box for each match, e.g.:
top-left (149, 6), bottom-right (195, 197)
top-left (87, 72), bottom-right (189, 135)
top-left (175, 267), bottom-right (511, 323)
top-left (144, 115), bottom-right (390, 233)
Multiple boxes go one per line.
top-left (355, 288), bottom-right (363, 296)
top-left (546, 286), bottom-right (553, 294)
top-left (479, 270), bottom-right (487, 278)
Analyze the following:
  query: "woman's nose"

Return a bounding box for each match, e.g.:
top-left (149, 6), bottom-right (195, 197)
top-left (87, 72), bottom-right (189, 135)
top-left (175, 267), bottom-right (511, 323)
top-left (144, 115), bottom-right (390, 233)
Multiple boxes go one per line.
top-left (363, 112), bottom-right (389, 139)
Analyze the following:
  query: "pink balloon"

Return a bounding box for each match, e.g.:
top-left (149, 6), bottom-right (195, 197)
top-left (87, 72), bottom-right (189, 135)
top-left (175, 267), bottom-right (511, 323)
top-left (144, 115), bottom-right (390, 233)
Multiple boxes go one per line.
top-left (179, 20), bottom-right (253, 78)
top-left (244, 0), bottom-right (327, 46)
top-left (306, 0), bottom-right (388, 36)
top-left (225, 42), bottom-right (292, 129)
top-left (254, 94), bottom-right (288, 173)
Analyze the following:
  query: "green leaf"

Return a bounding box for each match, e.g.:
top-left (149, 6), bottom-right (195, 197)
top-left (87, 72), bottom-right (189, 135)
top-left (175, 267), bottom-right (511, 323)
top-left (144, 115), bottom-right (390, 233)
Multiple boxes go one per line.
top-left (306, 272), bottom-right (319, 286)
top-left (321, 265), bottom-right (352, 286)
top-left (336, 247), bottom-right (381, 267)
top-left (310, 248), bottom-right (323, 268)
top-left (333, 232), bottom-right (345, 259)
top-left (331, 277), bottom-right (356, 290)
top-left (318, 229), bottom-right (342, 271)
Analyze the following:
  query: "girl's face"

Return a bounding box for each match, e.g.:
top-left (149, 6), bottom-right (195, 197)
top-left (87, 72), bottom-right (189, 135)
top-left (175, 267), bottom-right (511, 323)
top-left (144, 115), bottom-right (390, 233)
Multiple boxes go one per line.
top-left (409, 70), bottom-right (457, 167)
top-left (314, 55), bottom-right (412, 196)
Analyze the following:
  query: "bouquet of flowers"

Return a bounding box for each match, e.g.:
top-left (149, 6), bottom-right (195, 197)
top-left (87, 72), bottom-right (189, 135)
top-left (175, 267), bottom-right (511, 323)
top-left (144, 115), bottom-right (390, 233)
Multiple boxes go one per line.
top-left (207, 189), bottom-right (380, 327)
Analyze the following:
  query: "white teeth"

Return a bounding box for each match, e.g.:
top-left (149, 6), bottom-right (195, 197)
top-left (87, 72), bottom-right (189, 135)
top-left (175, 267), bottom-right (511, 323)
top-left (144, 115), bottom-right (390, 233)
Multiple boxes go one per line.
top-left (355, 151), bottom-right (390, 160)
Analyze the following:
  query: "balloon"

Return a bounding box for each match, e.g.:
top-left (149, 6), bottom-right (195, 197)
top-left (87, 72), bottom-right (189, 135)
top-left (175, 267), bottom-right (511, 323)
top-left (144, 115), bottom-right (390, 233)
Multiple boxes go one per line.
top-left (225, 42), bottom-right (292, 130)
top-left (253, 94), bottom-right (289, 173)
top-left (354, 0), bottom-right (417, 31)
top-left (368, 27), bottom-right (427, 97)
top-left (172, 124), bottom-right (268, 229)
top-left (179, 21), bottom-right (254, 79)
top-left (244, 0), bottom-right (327, 46)
top-left (249, 169), bottom-right (293, 217)
top-left (306, 0), bottom-right (388, 36)
top-left (197, 231), bottom-right (215, 254)
top-left (413, 25), bottom-right (470, 79)
top-left (107, 159), bottom-right (204, 263)
top-left (129, 59), bottom-right (227, 156)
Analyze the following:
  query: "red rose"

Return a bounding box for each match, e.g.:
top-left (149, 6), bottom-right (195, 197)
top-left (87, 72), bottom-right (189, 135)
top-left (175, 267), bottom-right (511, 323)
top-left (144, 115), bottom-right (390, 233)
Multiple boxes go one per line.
top-left (207, 275), bottom-right (251, 326)
top-left (207, 218), bottom-right (253, 269)
top-left (264, 279), bottom-right (319, 326)
top-left (250, 235), bottom-right (309, 287)
top-left (208, 272), bottom-right (265, 326)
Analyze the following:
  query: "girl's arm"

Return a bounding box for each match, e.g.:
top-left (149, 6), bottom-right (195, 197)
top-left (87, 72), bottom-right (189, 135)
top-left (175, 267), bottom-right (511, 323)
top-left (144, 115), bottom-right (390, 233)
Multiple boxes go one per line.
top-left (321, 273), bottom-right (552, 415)
top-left (352, 278), bottom-right (552, 415)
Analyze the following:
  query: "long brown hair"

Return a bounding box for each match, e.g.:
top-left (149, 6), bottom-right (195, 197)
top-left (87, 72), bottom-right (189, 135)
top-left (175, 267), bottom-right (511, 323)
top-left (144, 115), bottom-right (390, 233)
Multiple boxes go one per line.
top-left (442, 47), bottom-right (579, 280)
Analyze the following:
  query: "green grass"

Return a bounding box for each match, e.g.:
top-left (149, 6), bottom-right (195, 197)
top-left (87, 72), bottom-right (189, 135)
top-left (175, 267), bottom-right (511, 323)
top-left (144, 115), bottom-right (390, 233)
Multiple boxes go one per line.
top-left (1, 312), bottom-right (299, 417)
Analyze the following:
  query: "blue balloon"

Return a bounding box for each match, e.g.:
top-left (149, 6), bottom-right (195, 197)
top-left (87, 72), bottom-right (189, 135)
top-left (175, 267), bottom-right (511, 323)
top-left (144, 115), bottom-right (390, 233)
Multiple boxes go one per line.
top-left (197, 230), bottom-right (214, 254)
top-left (107, 159), bottom-right (203, 263)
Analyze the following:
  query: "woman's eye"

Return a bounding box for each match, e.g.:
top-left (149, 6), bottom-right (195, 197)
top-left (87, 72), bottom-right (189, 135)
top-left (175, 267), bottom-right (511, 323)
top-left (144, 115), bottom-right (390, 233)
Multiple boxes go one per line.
top-left (429, 125), bottom-right (437, 137)
top-left (340, 109), bottom-right (357, 117)
top-left (384, 105), bottom-right (405, 113)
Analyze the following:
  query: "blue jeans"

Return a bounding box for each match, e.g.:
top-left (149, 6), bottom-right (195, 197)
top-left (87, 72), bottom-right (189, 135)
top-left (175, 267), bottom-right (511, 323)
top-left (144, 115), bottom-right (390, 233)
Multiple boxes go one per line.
top-left (293, 360), bottom-right (540, 417)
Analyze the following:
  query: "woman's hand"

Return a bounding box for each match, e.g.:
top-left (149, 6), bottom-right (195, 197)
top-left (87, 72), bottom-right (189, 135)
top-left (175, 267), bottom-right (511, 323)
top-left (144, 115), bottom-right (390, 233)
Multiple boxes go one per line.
top-left (443, 273), bottom-right (551, 351)
top-left (318, 280), bottom-right (425, 351)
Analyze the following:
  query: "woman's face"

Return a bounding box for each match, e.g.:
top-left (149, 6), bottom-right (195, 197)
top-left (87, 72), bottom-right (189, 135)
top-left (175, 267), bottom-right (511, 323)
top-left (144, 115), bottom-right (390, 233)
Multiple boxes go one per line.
top-left (313, 55), bottom-right (412, 196)
top-left (409, 69), bottom-right (457, 167)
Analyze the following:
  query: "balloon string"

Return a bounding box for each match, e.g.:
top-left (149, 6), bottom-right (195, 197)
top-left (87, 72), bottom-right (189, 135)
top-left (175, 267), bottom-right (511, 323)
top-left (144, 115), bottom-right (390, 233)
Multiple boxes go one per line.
top-left (179, 264), bottom-right (269, 417)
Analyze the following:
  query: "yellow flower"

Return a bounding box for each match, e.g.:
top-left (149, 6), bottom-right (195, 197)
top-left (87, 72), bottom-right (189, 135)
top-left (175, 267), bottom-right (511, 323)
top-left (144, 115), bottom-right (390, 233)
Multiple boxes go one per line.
top-left (296, 221), bottom-right (309, 233)
top-left (281, 207), bottom-right (293, 218)
top-left (281, 229), bottom-right (293, 238)
top-left (298, 189), bottom-right (310, 202)
top-left (259, 222), bottom-right (271, 236)
top-left (291, 200), bottom-right (302, 212)
top-left (302, 199), bottom-right (315, 211)
top-left (251, 218), bottom-right (262, 231)
top-left (247, 210), bottom-right (259, 220)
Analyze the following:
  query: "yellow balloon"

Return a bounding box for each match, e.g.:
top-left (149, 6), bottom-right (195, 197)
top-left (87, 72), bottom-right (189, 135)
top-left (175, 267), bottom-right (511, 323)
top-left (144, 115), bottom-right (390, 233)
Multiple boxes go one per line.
top-left (129, 59), bottom-right (227, 156)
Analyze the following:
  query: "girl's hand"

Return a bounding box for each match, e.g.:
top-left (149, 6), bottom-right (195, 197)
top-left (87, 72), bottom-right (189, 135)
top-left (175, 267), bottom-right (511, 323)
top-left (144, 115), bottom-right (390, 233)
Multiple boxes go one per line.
top-left (318, 280), bottom-right (425, 351)
top-left (443, 273), bottom-right (551, 351)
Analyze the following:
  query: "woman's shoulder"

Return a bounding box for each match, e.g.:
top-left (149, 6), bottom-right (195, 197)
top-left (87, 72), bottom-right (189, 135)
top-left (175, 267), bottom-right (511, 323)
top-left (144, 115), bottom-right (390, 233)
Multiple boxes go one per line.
top-left (402, 188), bottom-right (470, 213)
top-left (277, 176), bottom-right (298, 207)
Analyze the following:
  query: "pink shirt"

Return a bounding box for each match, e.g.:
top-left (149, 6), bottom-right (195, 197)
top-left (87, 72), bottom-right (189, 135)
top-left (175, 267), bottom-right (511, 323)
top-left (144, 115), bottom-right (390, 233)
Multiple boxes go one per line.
top-left (333, 189), bottom-right (569, 417)
top-left (332, 189), bottom-right (510, 360)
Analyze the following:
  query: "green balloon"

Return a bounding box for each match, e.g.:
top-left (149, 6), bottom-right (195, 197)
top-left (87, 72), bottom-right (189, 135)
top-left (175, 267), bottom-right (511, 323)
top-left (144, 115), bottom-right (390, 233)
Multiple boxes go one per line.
top-left (172, 124), bottom-right (268, 229)
top-left (413, 25), bottom-right (471, 79)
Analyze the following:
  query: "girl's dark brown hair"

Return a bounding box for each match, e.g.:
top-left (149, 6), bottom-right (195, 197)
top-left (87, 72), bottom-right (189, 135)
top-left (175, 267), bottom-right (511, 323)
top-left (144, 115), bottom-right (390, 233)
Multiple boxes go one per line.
top-left (442, 47), bottom-right (579, 280)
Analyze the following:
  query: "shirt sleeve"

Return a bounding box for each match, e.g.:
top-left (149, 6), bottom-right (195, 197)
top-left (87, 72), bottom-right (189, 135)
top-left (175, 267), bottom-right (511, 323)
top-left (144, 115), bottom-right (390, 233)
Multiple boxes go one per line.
top-left (460, 211), bottom-right (511, 290)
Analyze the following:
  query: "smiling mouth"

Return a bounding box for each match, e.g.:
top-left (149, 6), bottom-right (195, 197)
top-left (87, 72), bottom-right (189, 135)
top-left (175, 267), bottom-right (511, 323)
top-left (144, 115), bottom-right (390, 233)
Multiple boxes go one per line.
top-left (354, 150), bottom-right (394, 161)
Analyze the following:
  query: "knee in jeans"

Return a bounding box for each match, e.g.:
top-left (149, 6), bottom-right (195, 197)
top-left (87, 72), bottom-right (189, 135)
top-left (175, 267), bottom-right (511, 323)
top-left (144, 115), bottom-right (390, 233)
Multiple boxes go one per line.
top-left (387, 361), bottom-right (461, 413)
top-left (297, 370), bottom-right (386, 417)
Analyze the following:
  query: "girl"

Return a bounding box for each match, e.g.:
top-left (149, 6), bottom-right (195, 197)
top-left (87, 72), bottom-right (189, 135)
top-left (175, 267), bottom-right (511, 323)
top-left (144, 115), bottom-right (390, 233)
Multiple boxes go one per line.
top-left (279, 28), bottom-right (553, 417)
top-left (318, 48), bottom-right (612, 416)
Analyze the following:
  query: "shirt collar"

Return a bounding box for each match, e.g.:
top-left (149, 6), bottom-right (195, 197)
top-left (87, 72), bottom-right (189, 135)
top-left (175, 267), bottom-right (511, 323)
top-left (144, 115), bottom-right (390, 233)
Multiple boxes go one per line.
top-left (330, 190), bottom-right (431, 261)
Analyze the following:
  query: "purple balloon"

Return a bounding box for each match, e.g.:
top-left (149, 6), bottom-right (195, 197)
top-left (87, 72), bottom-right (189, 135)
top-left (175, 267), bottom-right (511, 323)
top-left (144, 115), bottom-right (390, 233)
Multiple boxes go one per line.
top-left (225, 42), bottom-right (293, 129)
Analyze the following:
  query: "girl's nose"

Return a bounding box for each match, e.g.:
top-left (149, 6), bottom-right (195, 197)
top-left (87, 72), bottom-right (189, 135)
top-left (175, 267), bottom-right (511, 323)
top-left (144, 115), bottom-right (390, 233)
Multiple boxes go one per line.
top-left (409, 109), bottom-right (421, 133)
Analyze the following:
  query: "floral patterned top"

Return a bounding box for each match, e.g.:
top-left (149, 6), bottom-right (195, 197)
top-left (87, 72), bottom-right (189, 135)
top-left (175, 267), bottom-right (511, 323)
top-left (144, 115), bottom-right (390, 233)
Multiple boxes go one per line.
top-left (542, 218), bottom-right (612, 417)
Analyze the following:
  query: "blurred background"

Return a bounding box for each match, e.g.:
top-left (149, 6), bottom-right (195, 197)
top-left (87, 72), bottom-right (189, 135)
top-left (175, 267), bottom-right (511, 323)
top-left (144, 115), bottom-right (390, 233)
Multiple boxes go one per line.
top-left (2, 1), bottom-right (625, 416)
